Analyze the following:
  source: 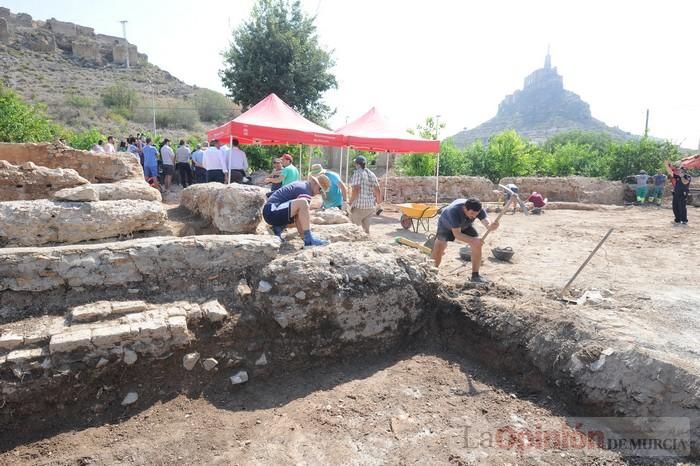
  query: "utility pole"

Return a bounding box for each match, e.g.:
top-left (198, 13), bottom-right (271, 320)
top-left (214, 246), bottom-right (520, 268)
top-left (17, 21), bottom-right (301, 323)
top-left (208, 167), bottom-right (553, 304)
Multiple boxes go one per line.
top-left (147, 79), bottom-right (156, 137)
top-left (119, 20), bottom-right (129, 69)
top-left (644, 109), bottom-right (649, 138)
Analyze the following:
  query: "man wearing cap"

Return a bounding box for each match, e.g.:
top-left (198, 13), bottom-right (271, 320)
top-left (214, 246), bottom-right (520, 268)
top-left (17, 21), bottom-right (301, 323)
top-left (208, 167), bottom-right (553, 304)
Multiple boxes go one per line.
top-left (280, 153), bottom-right (300, 186)
top-left (634, 170), bottom-right (650, 204)
top-left (431, 197), bottom-right (499, 283)
top-left (310, 163), bottom-right (347, 209)
top-left (349, 156), bottom-right (381, 233)
top-left (264, 158), bottom-right (284, 193)
top-left (263, 176), bottom-right (331, 247)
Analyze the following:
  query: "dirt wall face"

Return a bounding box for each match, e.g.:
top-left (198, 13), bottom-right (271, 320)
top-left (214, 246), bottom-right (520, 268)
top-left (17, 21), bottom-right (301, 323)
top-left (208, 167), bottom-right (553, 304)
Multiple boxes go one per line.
top-left (0, 142), bottom-right (143, 183)
top-left (500, 176), bottom-right (625, 204)
top-left (382, 176), bottom-right (498, 203)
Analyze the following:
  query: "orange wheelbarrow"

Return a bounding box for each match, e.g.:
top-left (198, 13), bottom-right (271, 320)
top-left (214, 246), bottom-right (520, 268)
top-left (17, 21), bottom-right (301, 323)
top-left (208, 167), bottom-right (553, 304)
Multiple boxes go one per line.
top-left (397, 203), bottom-right (444, 233)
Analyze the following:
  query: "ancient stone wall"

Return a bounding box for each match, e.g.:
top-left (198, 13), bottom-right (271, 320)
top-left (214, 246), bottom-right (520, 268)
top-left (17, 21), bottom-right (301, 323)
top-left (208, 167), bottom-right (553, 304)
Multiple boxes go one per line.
top-left (0, 18), bottom-right (9, 43)
top-left (381, 175), bottom-right (625, 205)
top-left (0, 161), bottom-right (89, 201)
top-left (500, 176), bottom-right (625, 204)
top-left (0, 199), bottom-right (166, 247)
top-left (0, 237), bottom-right (436, 417)
top-left (46, 18), bottom-right (77, 37)
top-left (72, 37), bottom-right (100, 63)
top-left (0, 142), bottom-right (143, 182)
top-left (382, 176), bottom-right (498, 203)
top-left (180, 183), bottom-right (267, 233)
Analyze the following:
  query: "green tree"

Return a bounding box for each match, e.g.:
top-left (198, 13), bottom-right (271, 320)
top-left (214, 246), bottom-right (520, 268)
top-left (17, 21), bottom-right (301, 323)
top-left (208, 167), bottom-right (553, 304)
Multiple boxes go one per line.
top-left (221, 0), bottom-right (337, 123)
top-left (607, 138), bottom-right (680, 180)
top-left (0, 84), bottom-right (63, 142)
top-left (396, 116), bottom-right (445, 176)
top-left (66, 128), bottom-right (105, 150)
top-left (194, 88), bottom-right (236, 123)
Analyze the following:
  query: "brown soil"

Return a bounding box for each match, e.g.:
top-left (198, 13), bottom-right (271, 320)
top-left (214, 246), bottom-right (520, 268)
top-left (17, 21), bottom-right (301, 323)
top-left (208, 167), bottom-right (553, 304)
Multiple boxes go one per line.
top-left (2, 349), bottom-right (631, 466)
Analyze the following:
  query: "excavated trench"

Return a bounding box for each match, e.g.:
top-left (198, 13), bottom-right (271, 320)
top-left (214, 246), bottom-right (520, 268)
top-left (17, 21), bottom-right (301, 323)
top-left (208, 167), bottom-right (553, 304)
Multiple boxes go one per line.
top-left (0, 236), bottom-right (697, 462)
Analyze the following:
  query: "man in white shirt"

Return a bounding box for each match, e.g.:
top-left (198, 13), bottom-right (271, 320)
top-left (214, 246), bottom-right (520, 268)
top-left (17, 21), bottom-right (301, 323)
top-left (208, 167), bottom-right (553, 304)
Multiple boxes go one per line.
top-left (227, 138), bottom-right (249, 183)
top-left (175, 139), bottom-right (193, 188)
top-left (202, 140), bottom-right (227, 183)
top-left (160, 139), bottom-right (176, 191)
top-left (103, 136), bottom-right (116, 154)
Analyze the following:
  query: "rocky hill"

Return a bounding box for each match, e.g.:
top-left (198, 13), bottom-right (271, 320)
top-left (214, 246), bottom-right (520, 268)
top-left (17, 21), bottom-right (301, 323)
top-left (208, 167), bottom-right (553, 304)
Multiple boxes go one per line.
top-left (0, 7), bottom-right (237, 136)
top-left (449, 52), bottom-right (637, 147)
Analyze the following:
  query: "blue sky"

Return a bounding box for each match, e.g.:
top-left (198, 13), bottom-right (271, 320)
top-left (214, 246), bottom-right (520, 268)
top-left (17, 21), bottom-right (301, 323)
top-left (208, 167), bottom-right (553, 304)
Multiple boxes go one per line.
top-left (4, 0), bottom-right (699, 147)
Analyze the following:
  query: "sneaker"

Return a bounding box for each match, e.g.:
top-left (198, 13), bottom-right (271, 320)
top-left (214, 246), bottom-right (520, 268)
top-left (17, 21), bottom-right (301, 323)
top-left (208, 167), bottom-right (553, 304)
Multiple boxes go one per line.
top-left (376, 208), bottom-right (384, 216)
top-left (470, 274), bottom-right (489, 284)
top-left (304, 235), bottom-right (330, 247)
top-left (679, 222), bottom-right (689, 227)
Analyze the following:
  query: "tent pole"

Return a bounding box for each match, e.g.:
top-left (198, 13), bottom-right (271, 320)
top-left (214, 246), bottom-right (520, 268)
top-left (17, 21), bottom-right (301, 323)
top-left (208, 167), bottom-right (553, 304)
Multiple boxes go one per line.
top-left (308, 146), bottom-right (312, 176)
top-left (346, 148), bottom-right (351, 184)
top-left (299, 144), bottom-right (303, 173)
top-left (384, 151), bottom-right (389, 204)
top-left (434, 152), bottom-right (440, 204)
top-left (227, 135), bottom-right (232, 184)
top-left (338, 147), bottom-right (343, 180)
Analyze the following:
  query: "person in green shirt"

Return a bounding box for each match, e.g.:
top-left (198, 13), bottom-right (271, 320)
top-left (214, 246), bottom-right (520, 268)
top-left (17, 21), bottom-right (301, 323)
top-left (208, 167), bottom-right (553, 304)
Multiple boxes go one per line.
top-left (280, 153), bottom-right (300, 186)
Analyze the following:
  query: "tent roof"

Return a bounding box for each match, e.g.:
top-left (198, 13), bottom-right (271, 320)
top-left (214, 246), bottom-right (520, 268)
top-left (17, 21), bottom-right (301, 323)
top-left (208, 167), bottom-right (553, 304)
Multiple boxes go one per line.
top-left (207, 93), bottom-right (344, 147)
top-left (680, 154), bottom-right (700, 169)
top-left (334, 107), bottom-right (440, 153)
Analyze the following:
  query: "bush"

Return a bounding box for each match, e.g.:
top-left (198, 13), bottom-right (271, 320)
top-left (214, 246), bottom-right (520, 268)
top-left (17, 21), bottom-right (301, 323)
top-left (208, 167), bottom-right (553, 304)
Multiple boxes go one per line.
top-left (65, 128), bottom-right (105, 150)
top-left (0, 84), bottom-right (63, 142)
top-left (65, 93), bottom-right (94, 109)
top-left (101, 83), bottom-right (136, 111)
top-left (194, 89), bottom-right (236, 123)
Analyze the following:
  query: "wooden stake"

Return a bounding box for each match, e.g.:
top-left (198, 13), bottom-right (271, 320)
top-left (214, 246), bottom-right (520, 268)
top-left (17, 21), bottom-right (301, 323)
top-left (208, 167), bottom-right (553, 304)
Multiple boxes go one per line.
top-left (558, 228), bottom-right (614, 299)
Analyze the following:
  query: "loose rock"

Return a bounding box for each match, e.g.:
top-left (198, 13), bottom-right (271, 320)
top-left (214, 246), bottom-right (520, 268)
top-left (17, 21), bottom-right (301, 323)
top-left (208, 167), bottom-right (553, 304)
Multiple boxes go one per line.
top-left (183, 352), bottom-right (200, 371)
top-left (202, 358), bottom-right (218, 371)
top-left (121, 392), bottom-right (138, 406)
top-left (230, 370), bottom-right (249, 385)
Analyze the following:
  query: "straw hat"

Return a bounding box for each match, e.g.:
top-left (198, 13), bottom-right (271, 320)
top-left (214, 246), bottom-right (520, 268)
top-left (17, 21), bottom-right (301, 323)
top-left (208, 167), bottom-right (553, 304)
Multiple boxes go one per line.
top-left (310, 163), bottom-right (325, 175)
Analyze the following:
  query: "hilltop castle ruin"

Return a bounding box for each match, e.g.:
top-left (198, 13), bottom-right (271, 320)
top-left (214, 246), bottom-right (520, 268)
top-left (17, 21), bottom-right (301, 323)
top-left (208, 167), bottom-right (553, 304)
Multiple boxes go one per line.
top-left (450, 50), bottom-right (634, 147)
top-left (0, 7), bottom-right (147, 67)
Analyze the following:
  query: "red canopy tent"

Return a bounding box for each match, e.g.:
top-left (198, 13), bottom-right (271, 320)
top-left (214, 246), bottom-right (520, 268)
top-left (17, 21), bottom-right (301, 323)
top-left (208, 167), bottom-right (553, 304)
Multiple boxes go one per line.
top-left (334, 107), bottom-right (441, 203)
top-left (207, 93), bottom-right (344, 147)
top-left (680, 154), bottom-right (700, 169)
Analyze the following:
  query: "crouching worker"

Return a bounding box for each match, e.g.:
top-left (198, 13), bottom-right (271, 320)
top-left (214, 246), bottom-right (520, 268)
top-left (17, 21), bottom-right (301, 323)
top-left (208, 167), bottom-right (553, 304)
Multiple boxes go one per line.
top-left (527, 191), bottom-right (547, 214)
top-left (431, 197), bottom-right (499, 283)
top-left (263, 176), bottom-right (331, 247)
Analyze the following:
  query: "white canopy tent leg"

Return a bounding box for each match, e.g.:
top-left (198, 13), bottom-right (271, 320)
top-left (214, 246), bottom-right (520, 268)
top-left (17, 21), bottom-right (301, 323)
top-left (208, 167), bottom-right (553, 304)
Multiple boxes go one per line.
top-left (338, 147), bottom-right (343, 180)
top-left (434, 152), bottom-right (440, 204)
top-left (299, 144), bottom-right (303, 173)
top-left (227, 135), bottom-right (233, 184)
top-left (346, 148), bottom-right (351, 184)
top-left (383, 151), bottom-right (389, 204)
top-left (308, 146), bottom-right (313, 176)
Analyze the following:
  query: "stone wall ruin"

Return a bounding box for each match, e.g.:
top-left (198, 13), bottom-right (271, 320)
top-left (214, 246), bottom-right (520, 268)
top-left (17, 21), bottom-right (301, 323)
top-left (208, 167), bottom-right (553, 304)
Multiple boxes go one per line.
top-left (0, 8), bottom-right (145, 66)
top-left (0, 142), bottom-right (143, 183)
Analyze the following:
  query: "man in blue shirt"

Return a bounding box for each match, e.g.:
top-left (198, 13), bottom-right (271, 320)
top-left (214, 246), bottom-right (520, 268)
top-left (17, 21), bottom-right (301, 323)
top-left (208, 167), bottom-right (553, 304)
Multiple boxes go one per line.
top-left (191, 144), bottom-right (206, 184)
top-left (309, 163), bottom-right (346, 209)
top-left (142, 138), bottom-right (159, 180)
top-left (431, 197), bottom-right (499, 283)
top-left (263, 176), bottom-right (331, 247)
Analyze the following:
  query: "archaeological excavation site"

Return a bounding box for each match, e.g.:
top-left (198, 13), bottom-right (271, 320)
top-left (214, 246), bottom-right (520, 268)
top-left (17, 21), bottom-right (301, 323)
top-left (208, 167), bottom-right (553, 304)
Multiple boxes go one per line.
top-left (0, 142), bottom-right (698, 464)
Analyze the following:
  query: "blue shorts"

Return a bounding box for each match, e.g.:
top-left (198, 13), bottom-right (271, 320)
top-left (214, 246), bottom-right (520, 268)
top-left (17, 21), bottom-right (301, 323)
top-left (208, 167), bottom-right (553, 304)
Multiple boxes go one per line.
top-left (144, 165), bottom-right (158, 178)
top-left (263, 201), bottom-right (292, 227)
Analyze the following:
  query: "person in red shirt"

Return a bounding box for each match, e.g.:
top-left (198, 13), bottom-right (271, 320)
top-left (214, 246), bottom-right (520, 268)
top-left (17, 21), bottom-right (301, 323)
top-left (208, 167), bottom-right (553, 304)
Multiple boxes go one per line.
top-left (527, 191), bottom-right (547, 213)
